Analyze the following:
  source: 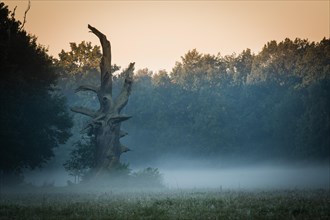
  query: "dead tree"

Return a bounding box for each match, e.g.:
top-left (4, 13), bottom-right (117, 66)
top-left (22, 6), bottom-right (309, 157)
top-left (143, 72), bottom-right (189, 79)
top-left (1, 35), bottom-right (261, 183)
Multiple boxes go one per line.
top-left (71, 25), bottom-right (134, 176)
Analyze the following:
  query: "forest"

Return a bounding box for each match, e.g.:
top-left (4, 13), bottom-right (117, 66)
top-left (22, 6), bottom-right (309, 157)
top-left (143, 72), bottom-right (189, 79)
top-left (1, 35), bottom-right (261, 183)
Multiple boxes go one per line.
top-left (56, 37), bottom-right (330, 173)
top-left (1, 1), bottom-right (329, 183)
top-left (0, 2), bottom-right (329, 219)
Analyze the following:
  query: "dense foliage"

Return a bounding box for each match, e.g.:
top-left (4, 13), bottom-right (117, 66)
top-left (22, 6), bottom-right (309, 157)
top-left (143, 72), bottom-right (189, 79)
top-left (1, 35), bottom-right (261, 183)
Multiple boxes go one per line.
top-left (57, 37), bottom-right (329, 168)
top-left (63, 139), bottom-right (95, 183)
top-left (0, 3), bottom-right (72, 174)
top-left (125, 38), bottom-right (329, 164)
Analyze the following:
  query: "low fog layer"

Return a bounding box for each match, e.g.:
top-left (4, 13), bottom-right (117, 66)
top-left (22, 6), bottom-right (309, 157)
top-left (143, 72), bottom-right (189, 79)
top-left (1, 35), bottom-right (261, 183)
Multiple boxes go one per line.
top-left (24, 160), bottom-right (329, 190)
top-left (162, 166), bottom-right (329, 189)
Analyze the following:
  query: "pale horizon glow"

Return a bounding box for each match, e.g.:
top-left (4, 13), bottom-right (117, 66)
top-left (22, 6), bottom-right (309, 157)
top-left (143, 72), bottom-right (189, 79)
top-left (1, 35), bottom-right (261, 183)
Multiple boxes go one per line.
top-left (4, 0), bottom-right (329, 72)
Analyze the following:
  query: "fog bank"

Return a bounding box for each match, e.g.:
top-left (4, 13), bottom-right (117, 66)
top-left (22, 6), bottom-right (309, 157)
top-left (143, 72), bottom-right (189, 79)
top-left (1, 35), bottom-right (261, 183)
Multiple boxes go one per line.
top-left (162, 165), bottom-right (329, 189)
top-left (23, 162), bottom-right (329, 190)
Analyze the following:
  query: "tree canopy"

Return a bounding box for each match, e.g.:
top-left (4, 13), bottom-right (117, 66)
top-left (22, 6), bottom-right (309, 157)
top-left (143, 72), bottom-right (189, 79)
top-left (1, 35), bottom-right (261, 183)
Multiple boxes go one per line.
top-left (125, 38), bottom-right (330, 163)
top-left (0, 2), bottom-right (72, 173)
top-left (60, 39), bottom-right (328, 171)
top-left (56, 39), bottom-right (329, 173)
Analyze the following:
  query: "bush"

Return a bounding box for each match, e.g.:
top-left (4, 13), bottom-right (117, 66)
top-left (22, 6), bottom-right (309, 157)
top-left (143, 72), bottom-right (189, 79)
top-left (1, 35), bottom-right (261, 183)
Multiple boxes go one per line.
top-left (132, 167), bottom-right (164, 188)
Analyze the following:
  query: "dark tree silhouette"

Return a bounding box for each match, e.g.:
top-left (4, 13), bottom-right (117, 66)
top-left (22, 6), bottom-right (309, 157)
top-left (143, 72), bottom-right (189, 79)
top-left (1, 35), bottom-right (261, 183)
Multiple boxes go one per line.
top-left (71, 25), bottom-right (135, 176)
top-left (0, 2), bottom-right (72, 175)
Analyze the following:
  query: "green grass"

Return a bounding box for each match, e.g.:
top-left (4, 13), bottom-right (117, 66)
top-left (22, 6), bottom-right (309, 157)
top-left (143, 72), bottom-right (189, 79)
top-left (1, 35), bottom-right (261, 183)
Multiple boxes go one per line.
top-left (0, 188), bottom-right (329, 220)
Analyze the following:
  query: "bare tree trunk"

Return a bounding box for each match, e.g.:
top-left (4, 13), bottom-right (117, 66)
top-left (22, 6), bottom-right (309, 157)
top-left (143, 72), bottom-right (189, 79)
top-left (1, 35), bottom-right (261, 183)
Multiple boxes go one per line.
top-left (71, 25), bottom-right (134, 177)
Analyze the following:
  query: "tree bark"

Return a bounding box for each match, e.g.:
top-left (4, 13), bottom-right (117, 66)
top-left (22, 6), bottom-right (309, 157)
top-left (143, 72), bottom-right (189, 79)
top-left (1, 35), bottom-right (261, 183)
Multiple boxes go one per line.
top-left (72, 25), bottom-right (134, 177)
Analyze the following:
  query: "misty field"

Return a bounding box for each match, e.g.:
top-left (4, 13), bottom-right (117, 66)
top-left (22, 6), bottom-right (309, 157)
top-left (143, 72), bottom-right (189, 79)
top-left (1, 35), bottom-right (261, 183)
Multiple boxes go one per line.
top-left (0, 188), bottom-right (329, 220)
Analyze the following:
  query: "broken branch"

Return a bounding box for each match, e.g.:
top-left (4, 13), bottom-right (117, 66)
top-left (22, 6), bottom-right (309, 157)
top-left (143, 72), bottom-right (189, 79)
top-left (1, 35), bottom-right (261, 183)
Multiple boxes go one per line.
top-left (71, 106), bottom-right (97, 118)
top-left (88, 24), bottom-right (112, 92)
top-left (108, 114), bottom-right (132, 124)
top-left (75, 85), bottom-right (99, 94)
top-left (114, 62), bottom-right (135, 112)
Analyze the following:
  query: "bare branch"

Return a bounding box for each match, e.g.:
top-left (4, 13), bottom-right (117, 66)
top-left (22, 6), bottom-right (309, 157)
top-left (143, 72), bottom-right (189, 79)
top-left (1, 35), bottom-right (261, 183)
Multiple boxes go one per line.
top-left (87, 24), bottom-right (106, 41)
top-left (108, 114), bottom-right (132, 124)
top-left (11, 6), bottom-right (17, 19)
top-left (93, 113), bottom-right (106, 122)
top-left (75, 85), bottom-right (99, 94)
top-left (114, 62), bottom-right (135, 112)
top-left (19, 0), bottom-right (31, 31)
top-left (80, 123), bottom-right (92, 134)
top-left (120, 130), bottom-right (128, 138)
top-left (120, 144), bottom-right (131, 153)
top-left (80, 115), bottom-right (105, 134)
top-left (71, 107), bottom-right (97, 118)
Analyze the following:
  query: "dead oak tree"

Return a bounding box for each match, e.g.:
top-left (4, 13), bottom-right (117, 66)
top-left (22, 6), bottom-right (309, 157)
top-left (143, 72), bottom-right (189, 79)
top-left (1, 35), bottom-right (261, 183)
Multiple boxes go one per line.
top-left (71, 25), bottom-right (134, 176)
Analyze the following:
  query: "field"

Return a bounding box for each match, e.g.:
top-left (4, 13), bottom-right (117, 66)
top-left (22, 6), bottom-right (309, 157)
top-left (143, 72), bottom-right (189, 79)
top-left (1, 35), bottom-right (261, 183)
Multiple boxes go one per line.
top-left (0, 187), bottom-right (329, 220)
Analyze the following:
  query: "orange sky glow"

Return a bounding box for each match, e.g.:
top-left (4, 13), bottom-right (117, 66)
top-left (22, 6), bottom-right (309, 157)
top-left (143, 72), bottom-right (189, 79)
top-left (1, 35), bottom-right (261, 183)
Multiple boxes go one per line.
top-left (4, 0), bottom-right (330, 72)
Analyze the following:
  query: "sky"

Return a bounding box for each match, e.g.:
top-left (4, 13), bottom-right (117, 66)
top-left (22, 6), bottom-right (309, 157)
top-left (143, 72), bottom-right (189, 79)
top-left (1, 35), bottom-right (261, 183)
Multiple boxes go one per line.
top-left (4, 0), bottom-right (330, 72)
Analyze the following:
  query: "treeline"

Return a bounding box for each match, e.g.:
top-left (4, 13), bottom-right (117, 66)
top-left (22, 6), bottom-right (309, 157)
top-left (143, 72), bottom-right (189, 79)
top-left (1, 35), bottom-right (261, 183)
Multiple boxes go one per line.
top-left (58, 38), bottom-right (329, 165)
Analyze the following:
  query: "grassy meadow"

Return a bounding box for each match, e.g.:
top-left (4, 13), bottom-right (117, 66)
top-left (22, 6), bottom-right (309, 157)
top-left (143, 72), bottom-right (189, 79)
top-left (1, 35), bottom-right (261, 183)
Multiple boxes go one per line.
top-left (0, 187), bottom-right (329, 220)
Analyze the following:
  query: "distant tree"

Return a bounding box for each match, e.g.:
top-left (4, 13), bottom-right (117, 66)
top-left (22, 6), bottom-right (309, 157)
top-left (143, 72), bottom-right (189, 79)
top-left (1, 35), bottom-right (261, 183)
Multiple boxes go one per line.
top-left (232, 49), bottom-right (254, 85)
top-left (296, 38), bottom-right (330, 86)
top-left (56, 40), bottom-right (120, 106)
top-left (132, 167), bottom-right (164, 187)
top-left (247, 38), bottom-right (319, 86)
top-left (56, 41), bottom-right (102, 100)
top-left (152, 70), bottom-right (171, 87)
top-left (56, 42), bottom-right (102, 131)
top-left (63, 139), bottom-right (95, 183)
top-left (0, 3), bottom-right (72, 175)
top-left (295, 79), bottom-right (330, 158)
top-left (134, 68), bottom-right (153, 86)
top-left (56, 40), bottom-right (121, 110)
top-left (57, 41), bottom-right (102, 76)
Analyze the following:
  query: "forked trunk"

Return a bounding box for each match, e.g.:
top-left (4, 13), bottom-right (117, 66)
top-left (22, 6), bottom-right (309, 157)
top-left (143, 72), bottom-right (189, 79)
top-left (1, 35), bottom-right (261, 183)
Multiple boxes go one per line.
top-left (71, 25), bottom-right (134, 176)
